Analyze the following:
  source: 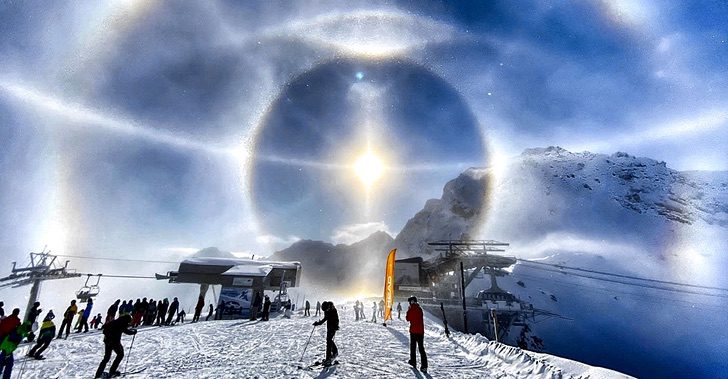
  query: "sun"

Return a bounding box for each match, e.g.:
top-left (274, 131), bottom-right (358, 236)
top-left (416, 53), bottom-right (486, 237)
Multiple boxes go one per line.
top-left (354, 152), bottom-right (384, 187)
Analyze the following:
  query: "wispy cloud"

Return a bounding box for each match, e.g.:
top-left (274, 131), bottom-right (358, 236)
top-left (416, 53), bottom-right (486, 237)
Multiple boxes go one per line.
top-left (330, 221), bottom-right (393, 245)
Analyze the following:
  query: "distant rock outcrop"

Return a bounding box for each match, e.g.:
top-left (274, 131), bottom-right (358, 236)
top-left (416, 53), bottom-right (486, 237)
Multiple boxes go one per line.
top-left (191, 247), bottom-right (236, 259)
top-left (268, 231), bottom-right (394, 292)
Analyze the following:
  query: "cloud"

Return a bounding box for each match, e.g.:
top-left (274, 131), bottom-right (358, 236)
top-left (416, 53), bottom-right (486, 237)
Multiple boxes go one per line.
top-left (161, 247), bottom-right (200, 254)
top-left (330, 221), bottom-right (393, 245)
top-left (256, 234), bottom-right (300, 248)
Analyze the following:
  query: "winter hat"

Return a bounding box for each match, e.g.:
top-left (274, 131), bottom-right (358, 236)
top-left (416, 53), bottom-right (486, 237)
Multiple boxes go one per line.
top-left (44, 310), bottom-right (55, 321)
top-left (407, 296), bottom-right (418, 303)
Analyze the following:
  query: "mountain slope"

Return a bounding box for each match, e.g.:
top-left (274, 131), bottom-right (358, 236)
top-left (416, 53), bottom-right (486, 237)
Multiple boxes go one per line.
top-left (269, 231), bottom-right (394, 292)
top-left (21, 304), bottom-right (631, 378)
top-left (392, 146), bottom-right (728, 378)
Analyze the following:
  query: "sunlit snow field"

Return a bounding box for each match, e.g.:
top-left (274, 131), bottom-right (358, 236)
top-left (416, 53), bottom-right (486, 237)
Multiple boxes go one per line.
top-left (18, 304), bottom-right (630, 378)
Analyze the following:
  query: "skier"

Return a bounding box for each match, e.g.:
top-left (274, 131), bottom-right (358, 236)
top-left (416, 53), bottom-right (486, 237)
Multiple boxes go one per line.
top-left (25, 301), bottom-right (42, 342)
top-left (379, 299), bottom-right (385, 318)
top-left (57, 300), bottom-right (78, 339)
top-left (312, 301), bottom-right (339, 366)
top-left (205, 304), bottom-right (214, 321)
top-left (406, 296), bottom-right (427, 373)
top-left (304, 300), bottom-right (310, 317)
top-left (397, 303), bottom-right (402, 320)
top-left (165, 298), bottom-right (179, 326)
top-left (106, 300), bottom-right (120, 324)
top-left (315, 301), bottom-right (321, 317)
top-left (192, 296), bottom-right (204, 323)
top-left (27, 310), bottom-right (55, 360)
top-left (94, 314), bottom-right (137, 378)
top-left (261, 295), bottom-right (271, 321)
top-left (77, 298), bottom-right (93, 333)
top-left (370, 302), bottom-right (377, 323)
top-left (0, 309), bottom-right (21, 341)
top-left (0, 321), bottom-right (31, 378)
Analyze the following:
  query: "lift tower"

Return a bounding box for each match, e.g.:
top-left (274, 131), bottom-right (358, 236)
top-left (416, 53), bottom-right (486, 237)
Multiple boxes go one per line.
top-left (0, 249), bottom-right (81, 320)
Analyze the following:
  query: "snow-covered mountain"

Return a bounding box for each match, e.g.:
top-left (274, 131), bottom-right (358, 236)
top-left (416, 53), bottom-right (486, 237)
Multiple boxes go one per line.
top-left (395, 146), bottom-right (728, 259)
top-left (275, 146), bottom-right (727, 378)
top-left (269, 231), bottom-right (393, 293)
top-left (391, 146), bottom-right (728, 378)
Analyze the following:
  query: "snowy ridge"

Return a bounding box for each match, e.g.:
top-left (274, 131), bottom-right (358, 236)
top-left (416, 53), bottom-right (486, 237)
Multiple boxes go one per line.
top-left (18, 304), bottom-right (630, 378)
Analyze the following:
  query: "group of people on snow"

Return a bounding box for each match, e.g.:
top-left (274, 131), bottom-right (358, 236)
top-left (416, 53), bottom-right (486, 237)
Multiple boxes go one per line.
top-left (0, 293), bottom-right (430, 377)
top-left (0, 293), bottom-right (213, 378)
top-left (307, 296), bottom-right (426, 372)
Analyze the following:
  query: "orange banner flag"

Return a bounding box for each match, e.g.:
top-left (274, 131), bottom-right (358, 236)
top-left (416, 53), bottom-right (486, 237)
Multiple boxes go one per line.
top-left (383, 248), bottom-right (397, 322)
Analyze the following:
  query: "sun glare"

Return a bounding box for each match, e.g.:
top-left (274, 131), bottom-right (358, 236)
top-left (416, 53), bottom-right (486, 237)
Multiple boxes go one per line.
top-left (354, 152), bottom-right (384, 187)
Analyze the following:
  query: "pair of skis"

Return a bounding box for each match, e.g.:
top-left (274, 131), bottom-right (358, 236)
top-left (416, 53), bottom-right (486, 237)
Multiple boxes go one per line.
top-left (99, 368), bottom-right (147, 377)
top-left (298, 360), bottom-right (339, 370)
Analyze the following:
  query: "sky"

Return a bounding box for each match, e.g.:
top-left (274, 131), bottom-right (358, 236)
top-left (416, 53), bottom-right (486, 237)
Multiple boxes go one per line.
top-left (1, 0), bottom-right (727, 268)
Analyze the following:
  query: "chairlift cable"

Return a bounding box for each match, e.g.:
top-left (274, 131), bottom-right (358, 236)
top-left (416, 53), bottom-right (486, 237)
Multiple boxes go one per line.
top-left (517, 259), bottom-right (728, 292)
top-left (517, 264), bottom-right (728, 299)
top-left (55, 255), bottom-right (179, 264)
top-left (512, 271), bottom-right (725, 311)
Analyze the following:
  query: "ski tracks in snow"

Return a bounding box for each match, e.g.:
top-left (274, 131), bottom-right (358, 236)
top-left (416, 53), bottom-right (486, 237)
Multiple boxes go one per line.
top-left (20, 305), bottom-right (630, 378)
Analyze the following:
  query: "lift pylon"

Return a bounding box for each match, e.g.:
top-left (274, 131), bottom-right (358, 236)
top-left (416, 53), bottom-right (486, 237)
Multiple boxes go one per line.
top-left (0, 248), bottom-right (82, 320)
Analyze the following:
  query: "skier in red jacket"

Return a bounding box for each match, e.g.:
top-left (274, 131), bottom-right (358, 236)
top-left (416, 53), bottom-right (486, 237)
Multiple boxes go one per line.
top-left (405, 296), bottom-right (427, 373)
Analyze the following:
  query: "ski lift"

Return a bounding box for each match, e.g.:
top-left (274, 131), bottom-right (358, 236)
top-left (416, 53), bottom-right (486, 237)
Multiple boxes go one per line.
top-left (76, 274), bottom-right (102, 303)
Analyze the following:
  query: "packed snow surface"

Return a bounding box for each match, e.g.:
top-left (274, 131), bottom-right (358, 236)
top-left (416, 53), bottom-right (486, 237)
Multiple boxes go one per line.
top-left (19, 305), bottom-right (630, 378)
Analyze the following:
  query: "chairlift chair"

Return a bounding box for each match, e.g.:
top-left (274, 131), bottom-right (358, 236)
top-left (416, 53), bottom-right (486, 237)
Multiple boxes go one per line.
top-left (76, 274), bottom-right (102, 303)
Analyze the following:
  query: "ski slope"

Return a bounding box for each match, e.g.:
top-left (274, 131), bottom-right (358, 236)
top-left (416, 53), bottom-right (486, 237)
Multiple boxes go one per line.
top-left (18, 305), bottom-right (631, 378)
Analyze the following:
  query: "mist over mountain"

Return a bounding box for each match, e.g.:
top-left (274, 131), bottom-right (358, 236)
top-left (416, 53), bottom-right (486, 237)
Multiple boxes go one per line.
top-left (268, 230), bottom-right (393, 294)
top-left (275, 146), bottom-right (728, 378)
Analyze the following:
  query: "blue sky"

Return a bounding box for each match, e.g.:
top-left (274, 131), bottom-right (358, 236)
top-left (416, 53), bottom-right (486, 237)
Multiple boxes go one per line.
top-left (1, 0), bottom-right (727, 260)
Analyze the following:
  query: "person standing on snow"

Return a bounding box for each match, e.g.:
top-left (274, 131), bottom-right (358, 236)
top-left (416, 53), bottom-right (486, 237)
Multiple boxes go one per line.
top-left (145, 300), bottom-right (157, 326)
top-left (379, 299), bottom-right (385, 318)
top-left (261, 296), bottom-right (271, 321)
top-left (192, 296), bottom-right (204, 323)
top-left (250, 292), bottom-right (262, 321)
top-left (165, 298), bottom-right (179, 326)
top-left (406, 296), bottom-right (427, 373)
top-left (205, 304), bottom-right (214, 321)
top-left (94, 314), bottom-right (137, 378)
top-left (304, 300), bottom-right (310, 317)
top-left (106, 300), bottom-right (120, 325)
top-left (77, 298), bottom-right (93, 333)
top-left (156, 299), bottom-right (168, 326)
top-left (0, 309), bottom-right (21, 342)
top-left (57, 300), bottom-right (77, 339)
top-left (0, 321), bottom-right (31, 378)
top-left (397, 303), bottom-right (402, 320)
top-left (314, 301), bottom-right (321, 317)
top-left (27, 310), bottom-right (55, 360)
top-left (25, 301), bottom-right (42, 342)
top-left (312, 301), bottom-right (339, 366)
top-left (370, 302), bottom-right (377, 323)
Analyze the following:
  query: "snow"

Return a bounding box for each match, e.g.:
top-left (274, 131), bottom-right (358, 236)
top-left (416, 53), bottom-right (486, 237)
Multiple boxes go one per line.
top-left (182, 257), bottom-right (301, 270)
top-left (221, 264), bottom-right (273, 277)
top-left (18, 304), bottom-right (631, 378)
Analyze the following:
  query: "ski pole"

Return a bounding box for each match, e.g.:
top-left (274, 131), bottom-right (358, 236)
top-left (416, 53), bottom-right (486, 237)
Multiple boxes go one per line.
top-left (124, 332), bottom-right (137, 373)
top-left (17, 346), bottom-right (30, 379)
top-left (299, 325), bottom-right (316, 362)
